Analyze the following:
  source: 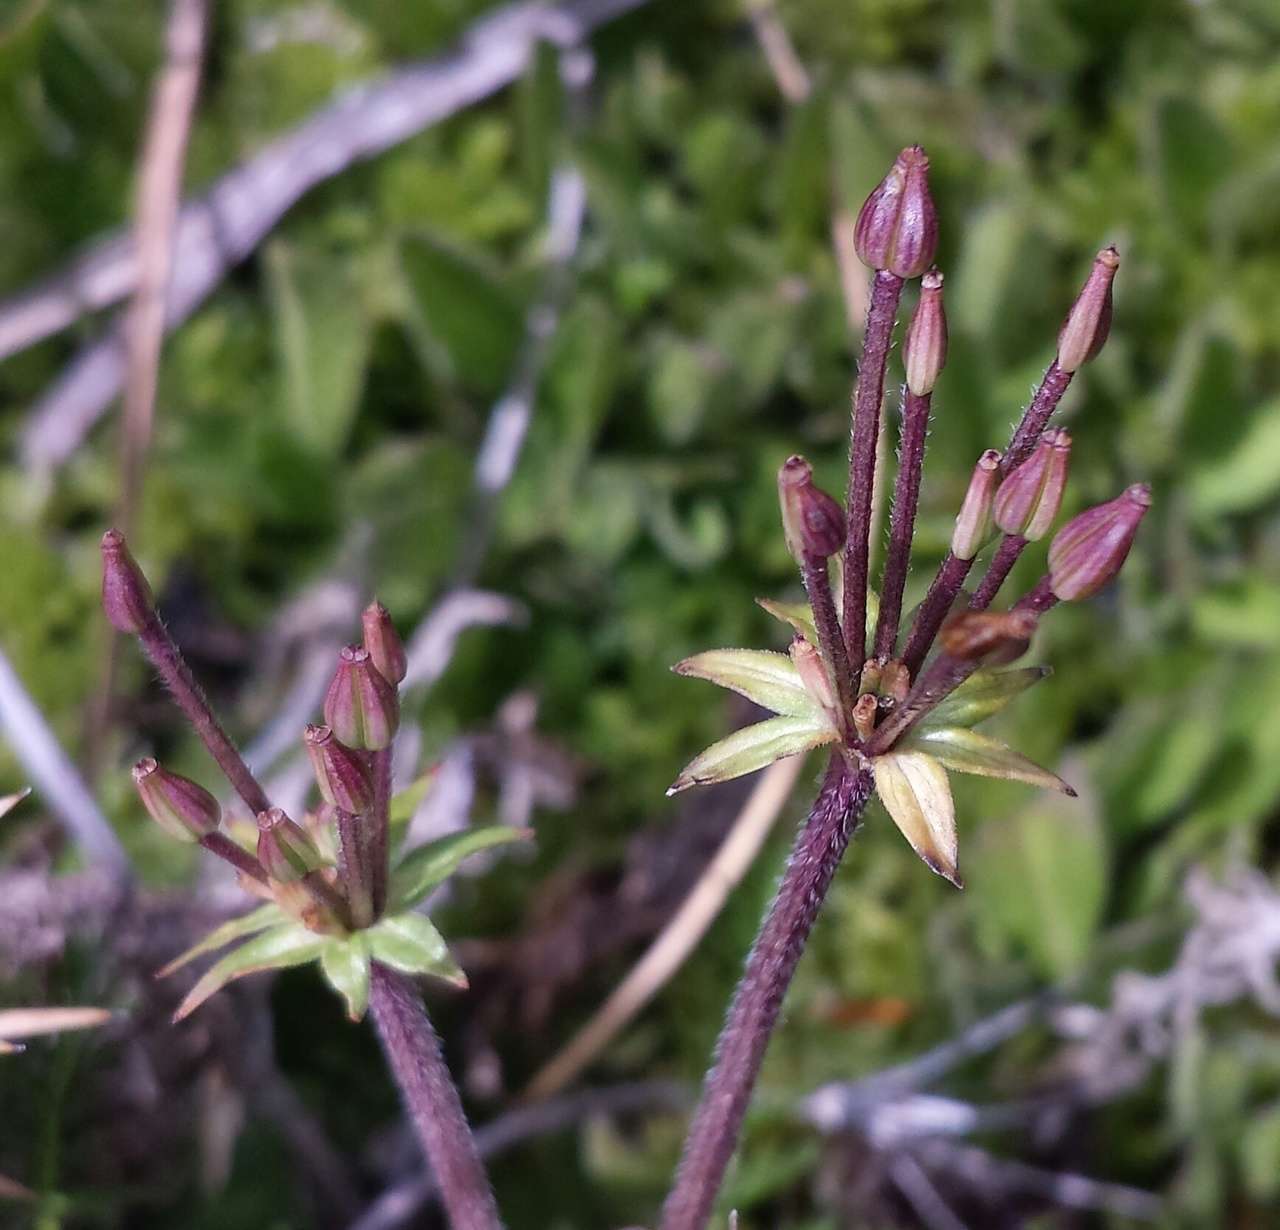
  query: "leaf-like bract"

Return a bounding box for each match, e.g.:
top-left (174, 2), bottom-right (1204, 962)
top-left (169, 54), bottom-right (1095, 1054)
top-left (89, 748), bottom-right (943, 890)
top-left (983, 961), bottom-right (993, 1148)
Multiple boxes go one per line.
top-left (917, 666), bottom-right (1049, 731)
top-left (902, 727), bottom-right (1074, 795)
top-left (391, 825), bottom-right (532, 911)
top-left (157, 904), bottom-right (287, 979)
top-left (367, 914), bottom-right (466, 987)
top-left (668, 714), bottom-right (836, 794)
top-left (873, 752), bottom-right (961, 886)
top-left (674, 649), bottom-right (821, 718)
top-left (320, 935), bottom-right (372, 1021)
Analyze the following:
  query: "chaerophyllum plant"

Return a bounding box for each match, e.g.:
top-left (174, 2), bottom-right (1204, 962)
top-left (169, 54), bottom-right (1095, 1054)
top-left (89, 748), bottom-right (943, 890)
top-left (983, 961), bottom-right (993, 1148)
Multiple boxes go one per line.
top-left (102, 530), bottom-right (519, 1230)
top-left (659, 147), bottom-right (1151, 1230)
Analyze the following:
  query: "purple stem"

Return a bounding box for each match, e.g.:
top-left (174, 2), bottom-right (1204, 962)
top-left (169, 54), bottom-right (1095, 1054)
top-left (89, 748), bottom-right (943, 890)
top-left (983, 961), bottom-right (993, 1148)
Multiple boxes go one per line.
top-left (899, 551), bottom-right (974, 677)
top-left (368, 962), bottom-right (503, 1230)
top-left (1014, 576), bottom-right (1059, 617)
top-left (1002, 362), bottom-right (1072, 475)
top-left (842, 271), bottom-right (905, 684)
top-left (336, 808), bottom-right (376, 928)
top-left (968, 535), bottom-right (1027, 612)
top-left (874, 387), bottom-right (932, 661)
top-left (660, 756), bottom-right (874, 1230)
top-left (369, 747), bottom-right (392, 918)
top-left (135, 611), bottom-right (272, 817)
top-left (799, 555), bottom-right (855, 723)
top-left (200, 832), bottom-right (268, 883)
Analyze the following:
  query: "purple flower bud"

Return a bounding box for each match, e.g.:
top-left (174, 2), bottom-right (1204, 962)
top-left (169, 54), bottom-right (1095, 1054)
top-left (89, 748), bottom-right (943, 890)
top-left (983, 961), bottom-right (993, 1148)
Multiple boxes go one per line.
top-left (362, 601), bottom-right (407, 684)
top-left (132, 758), bottom-right (220, 843)
top-left (304, 724), bottom-right (374, 813)
top-left (1057, 246), bottom-right (1119, 373)
top-left (778, 455), bottom-right (846, 561)
top-left (940, 610), bottom-right (1038, 665)
top-left (950, 449), bottom-right (1001, 560)
top-left (101, 529), bottom-right (156, 634)
top-left (256, 807), bottom-right (324, 882)
top-left (1048, 483), bottom-right (1151, 601)
top-left (853, 145), bottom-right (939, 279)
top-left (323, 645), bottom-right (400, 750)
top-left (993, 428), bottom-right (1072, 542)
top-left (904, 270), bottom-right (948, 395)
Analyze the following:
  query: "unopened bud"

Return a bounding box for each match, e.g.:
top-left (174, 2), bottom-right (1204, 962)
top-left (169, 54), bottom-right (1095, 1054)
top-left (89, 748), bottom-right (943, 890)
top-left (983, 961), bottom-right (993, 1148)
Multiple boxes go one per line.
top-left (789, 637), bottom-right (836, 715)
top-left (362, 601), bottom-right (407, 684)
top-left (778, 455), bottom-right (846, 560)
top-left (1048, 483), bottom-right (1151, 601)
top-left (256, 807), bottom-right (324, 882)
top-left (132, 758), bottom-right (220, 842)
top-left (993, 428), bottom-right (1071, 542)
top-left (101, 530), bottom-right (155, 634)
top-left (940, 610), bottom-right (1038, 666)
top-left (304, 724), bottom-right (374, 813)
top-left (323, 645), bottom-right (400, 750)
top-left (1057, 246), bottom-right (1119, 373)
top-left (853, 145), bottom-right (939, 279)
top-left (852, 693), bottom-right (878, 741)
top-left (950, 450), bottom-right (1001, 560)
top-left (904, 270), bottom-right (948, 395)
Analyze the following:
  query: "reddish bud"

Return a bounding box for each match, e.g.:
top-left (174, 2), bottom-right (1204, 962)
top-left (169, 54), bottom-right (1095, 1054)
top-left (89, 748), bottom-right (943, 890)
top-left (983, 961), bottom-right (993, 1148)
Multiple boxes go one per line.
top-left (904, 270), bottom-right (948, 395)
top-left (132, 758), bottom-right (220, 843)
top-left (256, 807), bottom-right (324, 882)
top-left (950, 450), bottom-right (1001, 560)
top-left (940, 610), bottom-right (1038, 666)
top-left (1048, 483), bottom-right (1151, 601)
top-left (778, 455), bottom-right (846, 561)
top-left (853, 146), bottom-right (939, 279)
top-left (993, 428), bottom-right (1072, 542)
top-left (362, 601), bottom-right (407, 684)
top-left (101, 529), bottom-right (156, 634)
top-left (323, 645), bottom-right (400, 750)
top-left (1057, 246), bottom-right (1119, 373)
top-left (304, 724), bottom-right (374, 813)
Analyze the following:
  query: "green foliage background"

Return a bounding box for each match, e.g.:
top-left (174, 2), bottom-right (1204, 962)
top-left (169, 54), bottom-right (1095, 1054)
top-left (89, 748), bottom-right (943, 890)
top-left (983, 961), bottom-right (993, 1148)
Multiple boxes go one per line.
top-left (2, 0), bottom-right (1280, 1225)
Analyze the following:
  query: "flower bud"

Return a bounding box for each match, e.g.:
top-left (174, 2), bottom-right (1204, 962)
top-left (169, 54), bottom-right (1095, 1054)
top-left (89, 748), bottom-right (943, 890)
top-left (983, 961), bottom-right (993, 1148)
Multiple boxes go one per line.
top-left (940, 610), bottom-right (1038, 666)
top-left (993, 428), bottom-right (1071, 542)
top-left (904, 270), bottom-right (948, 395)
top-left (323, 645), bottom-right (400, 750)
top-left (789, 637), bottom-right (836, 715)
top-left (256, 807), bottom-right (324, 882)
top-left (1048, 483), bottom-right (1151, 601)
top-left (132, 758), bottom-right (220, 842)
top-left (853, 145), bottom-right (939, 279)
top-left (362, 601), bottom-right (407, 685)
top-left (101, 530), bottom-right (156, 634)
top-left (1057, 246), bottom-right (1119, 373)
top-left (950, 450), bottom-right (1001, 560)
top-left (304, 724), bottom-right (374, 813)
top-left (778, 455), bottom-right (846, 561)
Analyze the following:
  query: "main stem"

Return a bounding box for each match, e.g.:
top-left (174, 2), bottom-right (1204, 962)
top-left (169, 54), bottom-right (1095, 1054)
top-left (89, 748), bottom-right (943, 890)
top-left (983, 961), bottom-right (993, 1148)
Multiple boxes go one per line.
top-left (660, 755), bottom-right (874, 1230)
top-left (842, 271), bottom-right (904, 684)
top-left (369, 962), bottom-right (503, 1230)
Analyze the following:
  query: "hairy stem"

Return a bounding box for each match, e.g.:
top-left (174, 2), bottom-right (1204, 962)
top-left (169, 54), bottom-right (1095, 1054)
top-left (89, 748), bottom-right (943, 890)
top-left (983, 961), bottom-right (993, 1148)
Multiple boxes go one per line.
top-left (135, 611), bottom-right (272, 817)
top-left (899, 551), bottom-right (974, 677)
top-left (842, 271), bottom-right (904, 683)
top-left (968, 535), bottom-right (1027, 612)
top-left (1002, 362), bottom-right (1072, 475)
top-left (660, 756), bottom-right (873, 1230)
top-left (799, 556), bottom-right (855, 722)
top-left (874, 387), bottom-right (932, 660)
top-left (368, 963), bottom-right (503, 1230)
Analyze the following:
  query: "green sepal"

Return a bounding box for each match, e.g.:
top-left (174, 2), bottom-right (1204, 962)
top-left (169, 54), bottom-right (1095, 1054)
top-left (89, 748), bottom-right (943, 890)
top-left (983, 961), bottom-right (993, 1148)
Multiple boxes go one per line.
top-left (391, 825), bottom-right (532, 911)
top-left (173, 923), bottom-right (327, 1022)
top-left (916, 666), bottom-right (1049, 732)
top-left (901, 727), bottom-right (1075, 795)
top-left (668, 714), bottom-right (836, 794)
top-left (673, 649), bottom-right (821, 719)
top-left (156, 904), bottom-right (287, 979)
top-left (366, 913), bottom-right (467, 987)
top-left (320, 933), bottom-right (372, 1021)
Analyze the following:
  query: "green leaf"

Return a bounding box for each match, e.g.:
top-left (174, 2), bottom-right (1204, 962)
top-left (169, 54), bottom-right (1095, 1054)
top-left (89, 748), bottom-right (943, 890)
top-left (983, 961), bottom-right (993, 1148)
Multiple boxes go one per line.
top-left (668, 715), bottom-right (835, 794)
top-left (173, 923), bottom-right (326, 1022)
top-left (901, 728), bottom-right (1075, 795)
top-left (367, 913), bottom-right (466, 987)
top-left (156, 904), bottom-right (287, 979)
top-left (674, 649), bottom-right (821, 718)
top-left (917, 667), bottom-right (1049, 731)
top-left (320, 934), bottom-right (372, 1021)
top-left (873, 752), bottom-right (960, 886)
top-left (391, 825), bottom-right (533, 911)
